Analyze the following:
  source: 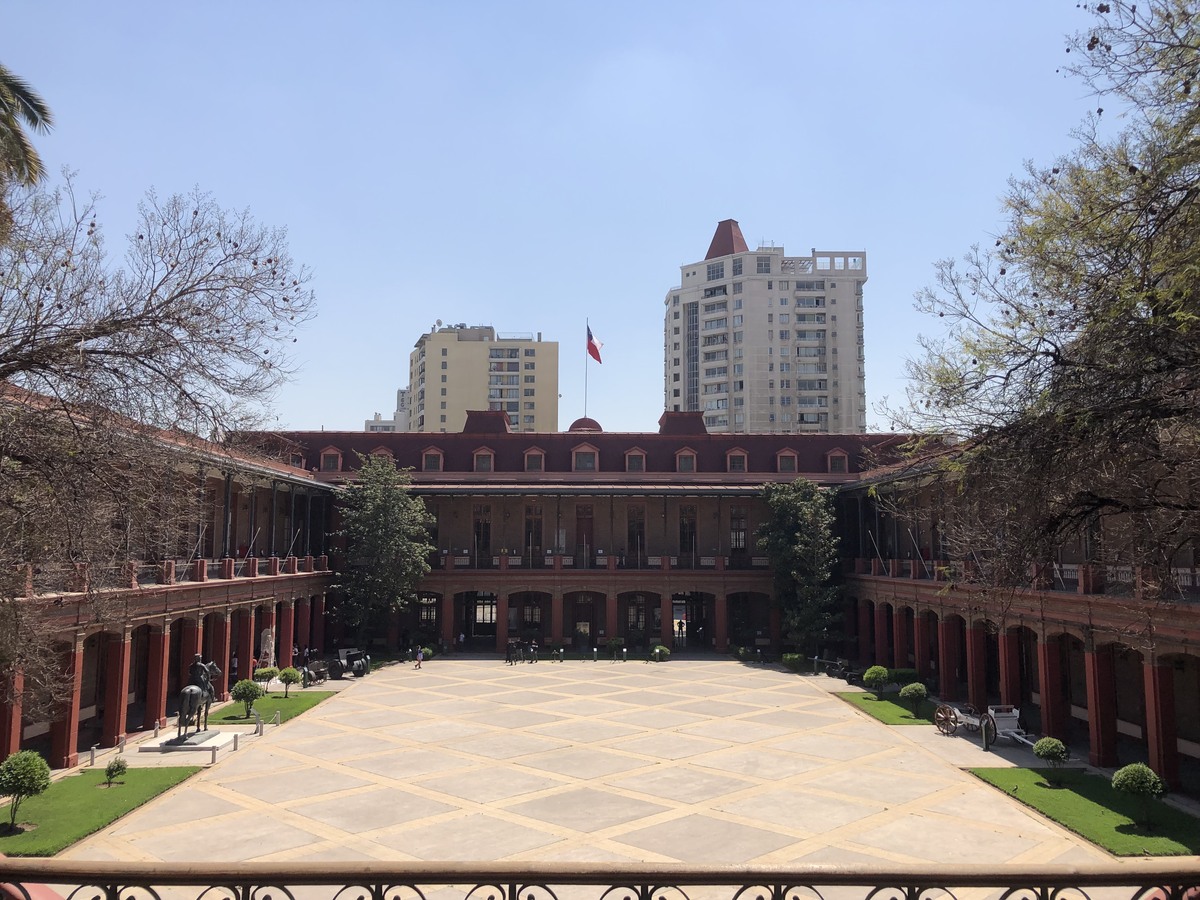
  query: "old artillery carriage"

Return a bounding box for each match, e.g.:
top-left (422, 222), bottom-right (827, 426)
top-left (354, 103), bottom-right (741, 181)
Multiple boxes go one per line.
top-left (934, 703), bottom-right (1032, 751)
top-left (329, 648), bottom-right (370, 680)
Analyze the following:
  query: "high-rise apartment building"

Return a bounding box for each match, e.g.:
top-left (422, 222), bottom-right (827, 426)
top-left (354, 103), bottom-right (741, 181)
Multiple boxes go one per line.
top-left (364, 388), bottom-right (411, 432)
top-left (410, 325), bottom-right (559, 433)
top-left (664, 220), bottom-right (866, 434)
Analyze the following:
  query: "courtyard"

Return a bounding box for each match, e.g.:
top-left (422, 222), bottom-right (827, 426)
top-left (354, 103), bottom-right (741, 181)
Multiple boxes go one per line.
top-left (64, 659), bottom-right (1109, 866)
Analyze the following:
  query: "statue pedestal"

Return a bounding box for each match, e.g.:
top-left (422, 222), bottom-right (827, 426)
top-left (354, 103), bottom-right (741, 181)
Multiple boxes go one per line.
top-left (139, 729), bottom-right (233, 754)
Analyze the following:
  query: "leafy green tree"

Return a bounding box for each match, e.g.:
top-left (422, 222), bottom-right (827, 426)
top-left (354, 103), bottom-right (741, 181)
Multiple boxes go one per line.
top-left (1112, 762), bottom-right (1165, 829)
top-left (757, 479), bottom-right (840, 658)
top-left (104, 755), bottom-right (127, 787)
top-left (888, 1), bottom-right (1200, 604)
top-left (0, 62), bottom-right (53, 188)
top-left (899, 682), bottom-right (928, 717)
top-left (862, 665), bottom-right (890, 700)
top-left (230, 678), bottom-right (263, 717)
top-left (252, 666), bottom-right (278, 686)
top-left (278, 666), bottom-right (301, 697)
top-left (0, 749), bottom-right (49, 828)
top-left (334, 454), bottom-right (435, 645)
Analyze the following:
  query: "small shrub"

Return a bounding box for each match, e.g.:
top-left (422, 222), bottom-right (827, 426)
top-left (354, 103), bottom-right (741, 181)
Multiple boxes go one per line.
top-left (278, 667), bottom-right (302, 697)
top-left (0, 750), bottom-right (51, 828)
top-left (1112, 762), bottom-right (1165, 829)
top-left (421, 646), bottom-right (435, 661)
top-left (230, 678), bottom-right (264, 717)
top-left (781, 653), bottom-right (807, 673)
top-left (104, 756), bottom-right (128, 787)
top-left (862, 665), bottom-right (890, 699)
top-left (652, 645), bottom-right (671, 661)
top-left (898, 681), bottom-right (928, 716)
top-left (888, 668), bottom-right (919, 685)
top-left (1033, 736), bottom-right (1070, 785)
top-left (252, 666), bottom-right (278, 685)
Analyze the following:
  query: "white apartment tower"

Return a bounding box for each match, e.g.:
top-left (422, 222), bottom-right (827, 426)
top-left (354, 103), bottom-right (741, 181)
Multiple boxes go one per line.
top-left (410, 325), bottom-right (559, 433)
top-left (664, 220), bottom-right (866, 433)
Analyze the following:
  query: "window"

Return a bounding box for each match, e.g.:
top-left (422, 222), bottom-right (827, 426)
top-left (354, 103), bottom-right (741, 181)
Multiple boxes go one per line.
top-left (573, 449), bottom-right (597, 472)
top-left (706, 261), bottom-right (725, 281)
top-left (676, 452), bottom-right (696, 473)
top-left (524, 362), bottom-right (535, 370)
top-left (779, 313), bottom-right (790, 324)
top-left (778, 453), bottom-right (797, 473)
top-left (524, 388), bottom-right (535, 396)
top-left (524, 348), bottom-right (536, 356)
top-left (525, 451), bottom-right (544, 472)
top-left (730, 505), bottom-right (747, 550)
top-left (320, 451), bottom-right (340, 472)
top-left (440, 361), bottom-right (448, 369)
top-left (626, 451), bottom-right (645, 472)
top-left (474, 451), bottom-right (494, 472)
top-left (757, 256), bottom-right (771, 274)
top-left (732, 257), bottom-right (743, 276)
top-left (441, 348), bottom-right (447, 356)
top-left (728, 453), bottom-right (747, 473)
top-left (829, 453), bottom-right (848, 474)
top-left (524, 374), bottom-right (535, 383)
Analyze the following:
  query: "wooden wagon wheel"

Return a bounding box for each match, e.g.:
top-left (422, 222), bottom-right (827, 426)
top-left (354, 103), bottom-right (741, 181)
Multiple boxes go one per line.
top-left (934, 704), bottom-right (958, 735)
top-left (981, 712), bottom-right (998, 751)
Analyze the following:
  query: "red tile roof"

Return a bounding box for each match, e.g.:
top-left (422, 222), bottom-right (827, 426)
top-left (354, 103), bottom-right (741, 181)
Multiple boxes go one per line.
top-left (705, 219), bottom-right (750, 260)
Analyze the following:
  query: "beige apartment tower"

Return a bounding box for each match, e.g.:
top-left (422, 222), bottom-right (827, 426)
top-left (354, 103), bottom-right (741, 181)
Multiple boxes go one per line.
top-left (410, 325), bottom-right (559, 433)
top-left (664, 220), bottom-right (866, 433)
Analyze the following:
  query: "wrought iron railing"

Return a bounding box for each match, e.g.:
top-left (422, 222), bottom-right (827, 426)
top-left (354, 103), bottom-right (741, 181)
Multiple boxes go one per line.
top-left (1, 861), bottom-right (1199, 900)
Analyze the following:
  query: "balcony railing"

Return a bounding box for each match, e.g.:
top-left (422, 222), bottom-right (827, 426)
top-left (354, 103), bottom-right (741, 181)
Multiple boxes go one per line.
top-left (0, 860), bottom-right (1197, 900)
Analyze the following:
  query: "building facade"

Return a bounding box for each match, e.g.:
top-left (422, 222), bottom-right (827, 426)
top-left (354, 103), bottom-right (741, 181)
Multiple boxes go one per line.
top-left (409, 325), bottom-right (559, 433)
top-left (364, 388), bottom-right (411, 433)
top-left (665, 220), bottom-right (867, 434)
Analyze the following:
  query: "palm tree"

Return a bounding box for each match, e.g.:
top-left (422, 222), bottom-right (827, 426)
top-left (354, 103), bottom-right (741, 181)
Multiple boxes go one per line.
top-left (0, 62), bottom-right (53, 186)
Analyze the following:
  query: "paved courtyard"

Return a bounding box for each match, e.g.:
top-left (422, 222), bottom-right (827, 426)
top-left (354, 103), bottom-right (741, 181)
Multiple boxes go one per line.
top-left (65, 658), bottom-right (1109, 866)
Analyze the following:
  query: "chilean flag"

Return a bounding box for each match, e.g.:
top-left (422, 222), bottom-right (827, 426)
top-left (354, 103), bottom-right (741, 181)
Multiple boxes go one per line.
top-left (587, 325), bottom-right (603, 363)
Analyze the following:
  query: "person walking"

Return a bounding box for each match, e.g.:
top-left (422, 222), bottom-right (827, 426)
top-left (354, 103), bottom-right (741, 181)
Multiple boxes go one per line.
top-left (415, 646), bottom-right (424, 670)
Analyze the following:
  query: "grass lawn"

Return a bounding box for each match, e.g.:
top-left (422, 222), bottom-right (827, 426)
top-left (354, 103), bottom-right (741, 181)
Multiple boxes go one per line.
top-left (972, 766), bottom-right (1200, 856)
top-left (212, 689), bottom-right (333, 724)
top-left (836, 690), bottom-right (936, 725)
top-left (0, 766), bottom-right (199, 856)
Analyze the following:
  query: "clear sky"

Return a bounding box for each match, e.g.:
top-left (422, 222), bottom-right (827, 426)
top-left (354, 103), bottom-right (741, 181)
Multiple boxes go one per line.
top-left (7, 2), bottom-right (1096, 434)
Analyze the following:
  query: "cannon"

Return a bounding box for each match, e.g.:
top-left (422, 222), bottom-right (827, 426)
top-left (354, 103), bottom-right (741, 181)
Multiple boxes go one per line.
top-left (329, 648), bottom-right (370, 679)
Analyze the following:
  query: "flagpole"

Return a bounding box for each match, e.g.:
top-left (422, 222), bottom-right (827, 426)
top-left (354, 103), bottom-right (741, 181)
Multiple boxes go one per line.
top-left (584, 318), bottom-right (589, 419)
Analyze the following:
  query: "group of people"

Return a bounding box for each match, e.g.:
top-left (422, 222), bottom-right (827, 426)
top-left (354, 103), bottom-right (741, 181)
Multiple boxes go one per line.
top-left (505, 639), bottom-right (539, 664)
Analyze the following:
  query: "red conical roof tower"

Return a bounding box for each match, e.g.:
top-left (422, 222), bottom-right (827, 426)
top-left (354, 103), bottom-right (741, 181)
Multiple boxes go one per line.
top-left (705, 219), bottom-right (749, 260)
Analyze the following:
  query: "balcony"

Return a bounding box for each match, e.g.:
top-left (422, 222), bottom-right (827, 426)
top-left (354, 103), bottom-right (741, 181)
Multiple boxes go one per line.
top-left (0, 859), bottom-right (1195, 900)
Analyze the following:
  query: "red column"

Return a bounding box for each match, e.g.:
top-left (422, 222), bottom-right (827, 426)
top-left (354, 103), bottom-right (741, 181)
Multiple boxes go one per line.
top-left (278, 600), bottom-right (295, 669)
top-left (1084, 642), bottom-right (1118, 768)
top-left (211, 612), bottom-right (232, 700)
top-left (714, 594), bottom-right (728, 651)
top-left (937, 617), bottom-right (960, 701)
top-left (965, 621), bottom-right (988, 712)
top-left (658, 594), bottom-right (672, 647)
top-left (101, 628), bottom-right (132, 746)
top-left (892, 606), bottom-right (909, 669)
top-left (0, 670), bottom-right (24, 758)
top-left (605, 594), bottom-right (619, 647)
top-left (312, 595), bottom-right (326, 655)
top-left (440, 598), bottom-right (456, 648)
top-left (495, 594), bottom-right (510, 653)
top-left (913, 613), bottom-right (931, 680)
top-left (553, 595), bottom-right (567, 646)
top-left (857, 600), bottom-right (871, 663)
top-left (295, 597), bottom-right (311, 653)
top-left (1143, 655), bottom-right (1180, 788)
top-left (1036, 634), bottom-right (1067, 740)
top-left (143, 624), bottom-right (169, 729)
top-left (178, 616), bottom-right (200, 688)
top-left (49, 633), bottom-right (84, 769)
top-left (998, 629), bottom-right (1021, 707)
top-left (236, 608), bottom-right (255, 681)
top-left (874, 603), bottom-right (892, 667)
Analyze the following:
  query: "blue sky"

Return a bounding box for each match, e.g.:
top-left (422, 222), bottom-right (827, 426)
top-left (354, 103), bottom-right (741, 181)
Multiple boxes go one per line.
top-left (7, 2), bottom-right (1095, 434)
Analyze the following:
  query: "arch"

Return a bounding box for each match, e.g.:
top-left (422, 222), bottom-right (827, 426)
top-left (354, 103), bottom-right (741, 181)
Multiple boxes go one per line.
top-left (510, 590), bottom-right (551, 643)
top-left (617, 591), bottom-right (660, 648)
top-left (457, 590), bottom-right (497, 649)
top-left (564, 591), bottom-right (602, 651)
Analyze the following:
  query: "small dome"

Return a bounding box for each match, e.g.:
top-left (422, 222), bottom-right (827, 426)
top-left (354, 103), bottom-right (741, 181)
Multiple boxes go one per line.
top-left (567, 417), bottom-right (603, 433)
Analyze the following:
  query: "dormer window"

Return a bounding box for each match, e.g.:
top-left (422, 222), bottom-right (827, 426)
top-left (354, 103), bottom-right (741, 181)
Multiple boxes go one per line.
top-left (422, 449), bottom-right (443, 472)
top-left (572, 444), bottom-right (599, 472)
top-left (474, 449), bottom-right (494, 473)
top-left (524, 448), bottom-right (545, 472)
top-left (727, 449), bottom-right (748, 473)
top-left (625, 449), bottom-right (646, 472)
top-left (676, 449), bottom-right (697, 473)
top-left (827, 450), bottom-right (849, 474)
top-left (319, 447), bottom-right (342, 472)
top-left (777, 451), bottom-right (798, 474)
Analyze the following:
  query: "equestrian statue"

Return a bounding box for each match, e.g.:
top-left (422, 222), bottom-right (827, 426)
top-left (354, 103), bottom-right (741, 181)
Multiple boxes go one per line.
top-left (177, 654), bottom-right (221, 739)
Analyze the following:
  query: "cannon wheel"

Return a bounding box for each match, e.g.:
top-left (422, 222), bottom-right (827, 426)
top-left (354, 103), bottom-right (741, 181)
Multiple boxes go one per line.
top-left (981, 712), bottom-right (998, 751)
top-left (329, 659), bottom-right (345, 680)
top-left (934, 704), bottom-right (958, 735)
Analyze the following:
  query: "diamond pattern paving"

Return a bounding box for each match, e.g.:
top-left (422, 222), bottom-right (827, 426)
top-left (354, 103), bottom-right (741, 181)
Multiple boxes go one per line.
top-left (64, 658), bottom-right (1114, 867)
